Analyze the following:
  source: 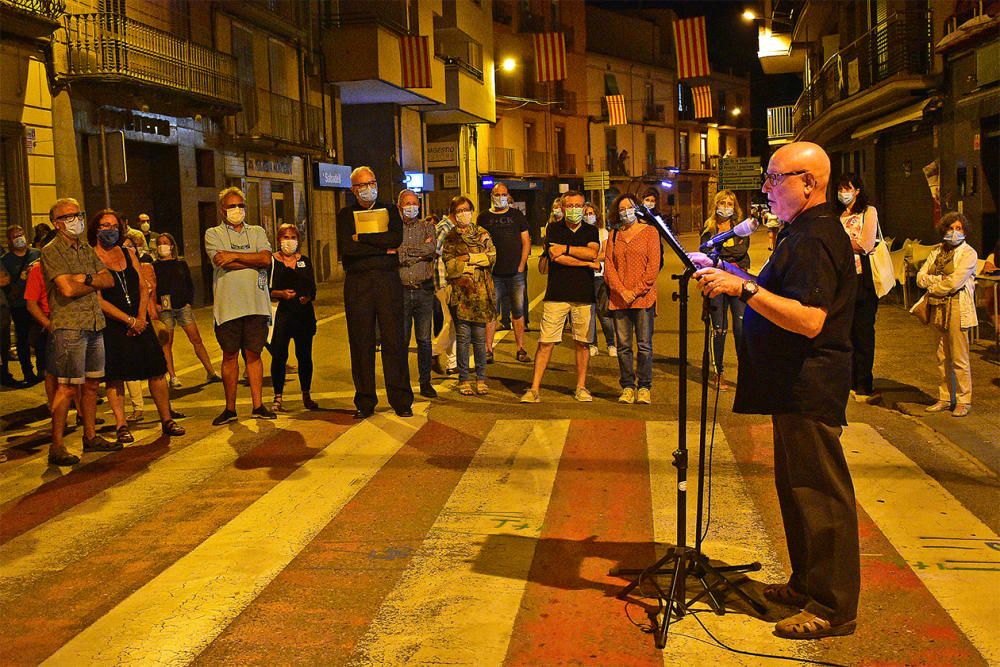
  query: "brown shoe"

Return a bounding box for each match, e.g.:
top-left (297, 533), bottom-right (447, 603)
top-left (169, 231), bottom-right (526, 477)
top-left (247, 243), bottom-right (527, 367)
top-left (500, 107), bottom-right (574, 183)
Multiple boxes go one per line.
top-left (84, 434), bottom-right (124, 452)
top-left (774, 610), bottom-right (856, 640)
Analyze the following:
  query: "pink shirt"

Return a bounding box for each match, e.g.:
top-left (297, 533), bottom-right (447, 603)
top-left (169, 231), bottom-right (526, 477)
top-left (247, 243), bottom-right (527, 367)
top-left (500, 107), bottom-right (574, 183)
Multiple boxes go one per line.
top-left (604, 223), bottom-right (660, 310)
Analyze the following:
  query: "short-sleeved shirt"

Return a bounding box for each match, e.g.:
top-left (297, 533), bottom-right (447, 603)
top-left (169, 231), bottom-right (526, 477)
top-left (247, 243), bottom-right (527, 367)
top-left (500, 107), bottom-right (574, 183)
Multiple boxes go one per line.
top-left (1, 247), bottom-right (41, 307)
top-left (543, 221), bottom-right (600, 304)
top-left (23, 260), bottom-right (49, 316)
top-left (203, 223), bottom-right (272, 326)
top-left (733, 204), bottom-right (857, 426)
top-left (478, 208), bottom-right (529, 276)
top-left (41, 234), bottom-right (106, 331)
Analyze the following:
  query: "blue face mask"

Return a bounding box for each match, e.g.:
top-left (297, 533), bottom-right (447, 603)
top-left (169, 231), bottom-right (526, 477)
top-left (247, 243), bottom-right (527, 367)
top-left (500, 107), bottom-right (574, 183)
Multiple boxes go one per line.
top-left (98, 229), bottom-right (119, 248)
top-left (620, 208), bottom-right (637, 224)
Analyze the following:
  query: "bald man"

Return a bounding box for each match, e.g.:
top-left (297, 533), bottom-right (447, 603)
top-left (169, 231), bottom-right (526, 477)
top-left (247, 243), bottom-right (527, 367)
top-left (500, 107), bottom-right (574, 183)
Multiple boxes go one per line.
top-left (689, 142), bottom-right (859, 639)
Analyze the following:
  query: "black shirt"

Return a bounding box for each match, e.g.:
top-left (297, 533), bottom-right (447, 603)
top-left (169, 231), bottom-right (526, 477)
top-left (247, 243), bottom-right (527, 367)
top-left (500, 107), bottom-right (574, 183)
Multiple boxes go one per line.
top-left (700, 226), bottom-right (751, 270)
top-left (153, 259), bottom-right (195, 309)
top-left (477, 208), bottom-right (529, 276)
top-left (543, 221), bottom-right (600, 303)
top-left (270, 255), bottom-right (317, 321)
top-left (734, 204), bottom-right (857, 426)
top-left (335, 200), bottom-right (403, 274)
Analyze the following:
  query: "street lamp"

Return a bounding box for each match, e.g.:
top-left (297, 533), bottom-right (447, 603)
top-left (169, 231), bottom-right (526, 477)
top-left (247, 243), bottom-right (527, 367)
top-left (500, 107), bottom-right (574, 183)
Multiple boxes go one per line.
top-left (731, 107), bottom-right (742, 117)
top-left (499, 57), bottom-right (517, 73)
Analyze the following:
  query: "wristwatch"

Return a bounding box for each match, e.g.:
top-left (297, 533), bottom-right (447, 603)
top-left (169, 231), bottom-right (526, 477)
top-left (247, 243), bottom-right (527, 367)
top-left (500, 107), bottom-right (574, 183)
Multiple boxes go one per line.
top-left (84, 273), bottom-right (93, 286)
top-left (739, 280), bottom-right (759, 303)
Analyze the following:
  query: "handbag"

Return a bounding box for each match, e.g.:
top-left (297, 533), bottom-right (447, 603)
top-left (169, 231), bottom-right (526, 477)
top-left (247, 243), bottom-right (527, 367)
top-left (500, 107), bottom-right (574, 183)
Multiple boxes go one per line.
top-left (538, 250), bottom-right (549, 275)
top-left (909, 294), bottom-right (930, 325)
top-left (596, 280), bottom-right (610, 318)
top-left (868, 215), bottom-right (896, 298)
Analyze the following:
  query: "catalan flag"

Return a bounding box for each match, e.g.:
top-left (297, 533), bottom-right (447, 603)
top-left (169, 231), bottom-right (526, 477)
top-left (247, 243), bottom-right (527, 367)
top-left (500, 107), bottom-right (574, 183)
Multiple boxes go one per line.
top-left (672, 16), bottom-right (711, 80)
top-left (401, 35), bottom-right (432, 89)
top-left (533, 32), bottom-right (567, 82)
top-left (692, 85), bottom-right (713, 119)
top-left (606, 94), bottom-right (627, 126)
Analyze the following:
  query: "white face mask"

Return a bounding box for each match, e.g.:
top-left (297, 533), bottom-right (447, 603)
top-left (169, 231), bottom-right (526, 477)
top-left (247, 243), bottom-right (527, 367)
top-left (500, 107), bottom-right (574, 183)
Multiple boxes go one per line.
top-left (401, 204), bottom-right (420, 220)
top-left (620, 208), bottom-right (637, 225)
top-left (65, 217), bottom-right (85, 237)
top-left (157, 244), bottom-right (173, 258)
top-left (280, 238), bottom-right (298, 255)
top-left (838, 191), bottom-right (856, 206)
top-left (564, 207), bottom-right (584, 224)
top-left (225, 206), bottom-right (246, 226)
top-left (455, 211), bottom-right (473, 226)
top-left (552, 209), bottom-right (563, 221)
top-left (140, 222), bottom-right (150, 233)
top-left (716, 206), bottom-right (734, 219)
top-left (644, 202), bottom-right (656, 211)
top-left (943, 230), bottom-right (965, 246)
top-left (584, 214), bottom-right (597, 226)
top-left (492, 194), bottom-right (509, 209)
top-left (12, 236), bottom-right (27, 250)
top-left (356, 185), bottom-right (378, 203)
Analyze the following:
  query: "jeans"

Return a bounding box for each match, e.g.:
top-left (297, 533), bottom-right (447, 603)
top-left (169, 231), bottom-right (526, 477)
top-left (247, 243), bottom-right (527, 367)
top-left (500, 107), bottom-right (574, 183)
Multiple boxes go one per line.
top-left (590, 275), bottom-right (615, 347)
top-left (453, 312), bottom-right (487, 381)
top-left (10, 306), bottom-right (35, 378)
top-left (613, 306), bottom-right (655, 389)
top-left (403, 286), bottom-right (435, 385)
top-left (707, 294), bottom-right (745, 374)
top-left (494, 271), bottom-right (526, 320)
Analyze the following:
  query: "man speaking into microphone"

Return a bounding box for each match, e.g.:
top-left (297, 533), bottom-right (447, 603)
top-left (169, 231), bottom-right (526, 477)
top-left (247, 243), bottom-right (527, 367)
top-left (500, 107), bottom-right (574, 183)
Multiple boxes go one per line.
top-left (688, 142), bottom-right (859, 640)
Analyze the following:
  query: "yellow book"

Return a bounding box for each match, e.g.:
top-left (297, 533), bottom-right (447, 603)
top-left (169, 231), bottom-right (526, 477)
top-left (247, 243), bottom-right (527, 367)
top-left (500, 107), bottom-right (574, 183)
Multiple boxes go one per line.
top-left (353, 208), bottom-right (390, 235)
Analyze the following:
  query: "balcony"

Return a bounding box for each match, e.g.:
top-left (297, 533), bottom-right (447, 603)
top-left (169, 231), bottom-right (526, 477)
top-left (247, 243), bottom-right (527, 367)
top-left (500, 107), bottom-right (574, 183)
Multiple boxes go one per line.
top-left (487, 146), bottom-right (515, 174)
top-left (56, 12), bottom-right (239, 117)
top-left (792, 9), bottom-right (934, 143)
top-left (0, 0), bottom-right (65, 41)
top-left (519, 13), bottom-right (546, 33)
top-left (643, 104), bottom-right (666, 123)
top-left (552, 90), bottom-right (577, 115)
top-left (679, 153), bottom-right (710, 171)
top-left (234, 87), bottom-right (325, 150)
top-left (766, 105), bottom-right (795, 144)
top-left (492, 2), bottom-right (512, 26)
top-left (524, 150), bottom-right (550, 174)
top-left (425, 56), bottom-right (496, 125)
top-left (558, 153), bottom-right (576, 175)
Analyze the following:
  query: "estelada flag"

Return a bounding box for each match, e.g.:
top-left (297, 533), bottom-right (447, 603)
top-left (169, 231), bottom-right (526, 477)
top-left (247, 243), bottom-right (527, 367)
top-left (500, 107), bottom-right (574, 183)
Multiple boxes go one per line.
top-left (693, 85), bottom-right (713, 119)
top-left (606, 95), bottom-right (627, 126)
top-left (673, 17), bottom-right (710, 80)
top-left (533, 33), bottom-right (567, 82)
top-left (401, 35), bottom-right (432, 88)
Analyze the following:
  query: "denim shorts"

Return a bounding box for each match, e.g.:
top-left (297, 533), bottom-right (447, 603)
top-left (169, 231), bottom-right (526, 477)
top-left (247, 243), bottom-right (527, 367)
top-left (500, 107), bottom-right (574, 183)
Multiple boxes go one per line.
top-left (494, 271), bottom-right (526, 319)
top-left (159, 303), bottom-right (196, 330)
top-left (48, 328), bottom-right (105, 385)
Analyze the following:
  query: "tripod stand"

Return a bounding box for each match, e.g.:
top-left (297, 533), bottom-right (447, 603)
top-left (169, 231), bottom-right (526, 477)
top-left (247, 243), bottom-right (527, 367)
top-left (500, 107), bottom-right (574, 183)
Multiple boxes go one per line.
top-left (610, 234), bottom-right (766, 649)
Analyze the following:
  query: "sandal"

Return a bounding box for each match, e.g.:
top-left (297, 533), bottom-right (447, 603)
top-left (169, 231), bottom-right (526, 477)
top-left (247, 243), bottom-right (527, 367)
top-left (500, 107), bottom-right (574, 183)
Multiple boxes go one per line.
top-left (272, 395), bottom-right (284, 412)
top-left (516, 348), bottom-right (531, 363)
top-left (48, 450), bottom-right (81, 467)
top-left (457, 381), bottom-right (475, 396)
top-left (116, 425), bottom-right (134, 445)
top-left (774, 611), bottom-right (856, 640)
top-left (161, 419), bottom-right (186, 436)
top-left (475, 381), bottom-right (489, 395)
top-left (126, 410), bottom-right (143, 424)
top-left (763, 583), bottom-right (810, 608)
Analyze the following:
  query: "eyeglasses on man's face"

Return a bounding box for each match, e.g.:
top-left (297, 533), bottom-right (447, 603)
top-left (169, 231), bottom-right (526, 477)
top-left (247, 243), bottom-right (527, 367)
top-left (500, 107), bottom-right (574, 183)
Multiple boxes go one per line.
top-left (762, 170), bottom-right (809, 187)
top-left (55, 211), bottom-right (86, 224)
top-left (223, 203), bottom-right (246, 211)
top-left (352, 181), bottom-right (377, 189)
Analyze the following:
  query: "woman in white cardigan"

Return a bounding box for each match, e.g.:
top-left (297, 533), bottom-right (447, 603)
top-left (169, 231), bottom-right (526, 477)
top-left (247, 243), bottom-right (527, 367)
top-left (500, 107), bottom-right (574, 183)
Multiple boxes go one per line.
top-left (916, 212), bottom-right (978, 417)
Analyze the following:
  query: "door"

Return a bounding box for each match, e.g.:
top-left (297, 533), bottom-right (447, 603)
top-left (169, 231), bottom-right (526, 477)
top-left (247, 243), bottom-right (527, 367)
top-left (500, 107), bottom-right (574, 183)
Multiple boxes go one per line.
top-left (198, 202), bottom-right (217, 305)
top-left (272, 191), bottom-right (284, 241)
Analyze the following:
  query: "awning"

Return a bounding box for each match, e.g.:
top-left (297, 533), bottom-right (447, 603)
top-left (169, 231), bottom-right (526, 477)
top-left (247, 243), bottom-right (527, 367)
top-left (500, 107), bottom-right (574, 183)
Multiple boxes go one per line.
top-left (850, 97), bottom-right (942, 140)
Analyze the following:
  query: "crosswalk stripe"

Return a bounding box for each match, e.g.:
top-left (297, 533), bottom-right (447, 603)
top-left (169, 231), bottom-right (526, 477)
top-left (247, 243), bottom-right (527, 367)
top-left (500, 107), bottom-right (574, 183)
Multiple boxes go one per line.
top-left (42, 407), bottom-right (425, 666)
top-left (348, 419), bottom-right (570, 666)
top-left (844, 423), bottom-right (1000, 665)
top-left (646, 422), bottom-right (813, 665)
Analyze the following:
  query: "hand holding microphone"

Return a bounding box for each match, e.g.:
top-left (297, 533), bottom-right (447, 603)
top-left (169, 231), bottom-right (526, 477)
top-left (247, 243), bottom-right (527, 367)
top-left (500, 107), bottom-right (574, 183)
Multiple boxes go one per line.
top-left (700, 217), bottom-right (760, 251)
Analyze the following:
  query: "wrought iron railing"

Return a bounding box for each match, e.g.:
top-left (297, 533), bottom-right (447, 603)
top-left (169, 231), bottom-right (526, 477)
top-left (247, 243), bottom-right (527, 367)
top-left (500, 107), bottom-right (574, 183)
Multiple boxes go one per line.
top-left (792, 9), bottom-right (932, 134)
top-left (558, 153), bottom-right (576, 175)
top-left (321, 5), bottom-right (408, 34)
top-left (1, 0), bottom-right (65, 19)
top-left (60, 12), bottom-right (238, 104)
top-left (235, 86), bottom-right (325, 148)
top-left (553, 90), bottom-right (576, 115)
top-left (767, 104), bottom-right (795, 139)
top-left (643, 104), bottom-right (665, 122)
top-left (487, 146), bottom-right (515, 173)
top-left (442, 56), bottom-right (484, 82)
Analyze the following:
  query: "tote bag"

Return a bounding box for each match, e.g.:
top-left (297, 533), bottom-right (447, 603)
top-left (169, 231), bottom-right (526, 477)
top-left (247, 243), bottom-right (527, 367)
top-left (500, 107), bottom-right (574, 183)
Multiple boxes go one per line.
top-left (868, 213), bottom-right (896, 298)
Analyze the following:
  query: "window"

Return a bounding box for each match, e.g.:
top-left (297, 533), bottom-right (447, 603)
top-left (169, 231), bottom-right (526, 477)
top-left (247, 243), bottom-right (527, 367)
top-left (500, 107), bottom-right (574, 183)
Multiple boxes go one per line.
top-left (700, 133), bottom-right (708, 169)
top-left (195, 149), bottom-right (215, 188)
top-left (646, 133), bottom-right (656, 174)
top-left (232, 25), bottom-right (257, 129)
top-left (605, 128), bottom-right (618, 173)
top-left (269, 39), bottom-right (289, 97)
top-left (524, 122), bottom-right (535, 151)
top-left (679, 130), bottom-right (689, 169)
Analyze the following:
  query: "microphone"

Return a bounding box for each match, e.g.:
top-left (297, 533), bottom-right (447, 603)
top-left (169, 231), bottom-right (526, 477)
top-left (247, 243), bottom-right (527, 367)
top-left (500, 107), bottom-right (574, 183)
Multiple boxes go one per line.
top-left (700, 217), bottom-right (759, 250)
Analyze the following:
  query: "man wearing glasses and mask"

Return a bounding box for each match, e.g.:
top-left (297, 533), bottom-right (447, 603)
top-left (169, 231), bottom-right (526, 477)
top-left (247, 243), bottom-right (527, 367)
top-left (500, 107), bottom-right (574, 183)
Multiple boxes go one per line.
top-left (688, 142), bottom-right (860, 641)
top-left (335, 166), bottom-right (413, 419)
top-left (204, 187), bottom-right (275, 425)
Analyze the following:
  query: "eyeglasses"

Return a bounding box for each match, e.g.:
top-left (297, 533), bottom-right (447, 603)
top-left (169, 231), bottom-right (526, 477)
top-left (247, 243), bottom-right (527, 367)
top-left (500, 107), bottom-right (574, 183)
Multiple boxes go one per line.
top-left (55, 211), bottom-right (86, 224)
top-left (353, 181), bottom-right (377, 189)
top-left (762, 170), bottom-right (809, 186)
top-left (223, 203), bottom-right (246, 210)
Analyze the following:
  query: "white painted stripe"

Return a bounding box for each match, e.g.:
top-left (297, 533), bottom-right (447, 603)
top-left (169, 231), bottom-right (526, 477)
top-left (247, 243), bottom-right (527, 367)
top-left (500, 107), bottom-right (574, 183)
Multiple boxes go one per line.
top-left (844, 423), bottom-right (1000, 664)
top-left (646, 422), bottom-right (813, 665)
top-left (43, 406), bottom-right (425, 666)
top-left (349, 419), bottom-right (569, 666)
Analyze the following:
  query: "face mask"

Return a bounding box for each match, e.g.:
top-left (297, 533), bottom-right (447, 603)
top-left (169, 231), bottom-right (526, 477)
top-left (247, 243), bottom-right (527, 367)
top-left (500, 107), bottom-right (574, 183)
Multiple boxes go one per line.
top-left (65, 217), bottom-right (85, 237)
top-left (564, 207), bottom-right (584, 224)
top-left (280, 238), bottom-right (298, 255)
top-left (12, 236), bottom-right (27, 250)
top-left (455, 211), bottom-right (473, 226)
top-left (158, 244), bottom-right (173, 258)
top-left (225, 206), bottom-right (246, 225)
top-left (584, 214), bottom-right (597, 226)
top-left (140, 222), bottom-right (150, 233)
top-left (644, 203), bottom-right (656, 211)
top-left (552, 209), bottom-right (563, 221)
top-left (838, 191), bottom-right (856, 205)
top-left (356, 185), bottom-right (378, 203)
top-left (492, 195), bottom-right (509, 209)
top-left (98, 229), bottom-right (119, 248)
top-left (620, 208), bottom-right (637, 224)
top-left (401, 205), bottom-right (420, 220)
top-left (943, 230), bottom-right (965, 246)
top-left (716, 207), bottom-right (734, 219)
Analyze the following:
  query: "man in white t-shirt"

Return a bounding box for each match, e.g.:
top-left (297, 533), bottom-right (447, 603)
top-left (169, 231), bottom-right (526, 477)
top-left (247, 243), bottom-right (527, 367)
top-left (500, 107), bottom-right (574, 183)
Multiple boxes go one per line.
top-left (204, 187), bottom-right (276, 425)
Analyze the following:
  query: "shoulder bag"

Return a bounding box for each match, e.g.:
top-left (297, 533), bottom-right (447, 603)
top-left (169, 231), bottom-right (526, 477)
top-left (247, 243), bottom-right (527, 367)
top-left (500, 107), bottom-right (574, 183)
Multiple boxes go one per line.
top-left (868, 211), bottom-right (896, 298)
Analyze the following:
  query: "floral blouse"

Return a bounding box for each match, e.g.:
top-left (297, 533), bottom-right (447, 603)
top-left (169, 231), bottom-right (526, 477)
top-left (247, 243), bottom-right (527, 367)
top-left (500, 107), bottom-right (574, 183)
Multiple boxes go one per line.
top-left (442, 224), bottom-right (497, 324)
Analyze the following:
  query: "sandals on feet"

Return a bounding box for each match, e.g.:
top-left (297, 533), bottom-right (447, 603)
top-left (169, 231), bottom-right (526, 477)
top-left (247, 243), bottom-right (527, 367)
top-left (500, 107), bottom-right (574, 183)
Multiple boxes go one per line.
top-left (774, 611), bottom-right (856, 640)
top-left (161, 419), bottom-right (186, 436)
top-left (763, 583), bottom-right (810, 608)
top-left (116, 425), bottom-right (134, 445)
top-left (458, 381), bottom-right (475, 396)
top-left (475, 381), bottom-right (489, 395)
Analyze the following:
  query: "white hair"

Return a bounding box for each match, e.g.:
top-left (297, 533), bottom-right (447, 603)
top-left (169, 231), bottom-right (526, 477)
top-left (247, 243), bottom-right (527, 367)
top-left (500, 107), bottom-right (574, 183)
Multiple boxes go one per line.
top-left (397, 189), bottom-right (418, 205)
top-left (350, 166), bottom-right (376, 182)
top-left (49, 197), bottom-right (81, 221)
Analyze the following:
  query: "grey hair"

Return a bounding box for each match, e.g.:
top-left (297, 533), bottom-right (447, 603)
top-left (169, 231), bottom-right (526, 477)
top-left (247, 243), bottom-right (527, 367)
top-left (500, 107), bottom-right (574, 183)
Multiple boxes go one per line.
top-left (397, 189), bottom-right (418, 205)
top-left (217, 186), bottom-right (245, 205)
top-left (351, 166), bottom-right (376, 182)
top-left (49, 197), bottom-right (81, 221)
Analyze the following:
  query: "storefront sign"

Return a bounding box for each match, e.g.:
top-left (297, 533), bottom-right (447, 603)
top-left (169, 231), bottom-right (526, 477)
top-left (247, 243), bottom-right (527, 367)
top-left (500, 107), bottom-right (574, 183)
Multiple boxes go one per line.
top-left (246, 154), bottom-right (294, 180)
top-left (315, 162), bottom-right (353, 188)
top-left (224, 154), bottom-right (245, 178)
top-left (427, 142), bottom-right (458, 168)
top-left (24, 128), bottom-right (35, 153)
top-left (100, 108), bottom-right (171, 137)
top-left (442, 172), bottom-right (460, 189)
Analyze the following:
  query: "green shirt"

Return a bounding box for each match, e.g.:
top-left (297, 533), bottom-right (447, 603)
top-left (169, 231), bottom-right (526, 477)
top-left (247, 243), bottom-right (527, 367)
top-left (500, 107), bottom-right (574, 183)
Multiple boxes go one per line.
top-left (41, 234), bottom-right (106, 331)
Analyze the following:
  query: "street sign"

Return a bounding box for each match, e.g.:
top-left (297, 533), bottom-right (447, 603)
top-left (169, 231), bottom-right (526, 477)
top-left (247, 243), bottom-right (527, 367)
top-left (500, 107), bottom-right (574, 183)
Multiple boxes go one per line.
top-left (719, 157), bottom-right (761, 190)
top-left (583, 170), bottom-right (610, 190)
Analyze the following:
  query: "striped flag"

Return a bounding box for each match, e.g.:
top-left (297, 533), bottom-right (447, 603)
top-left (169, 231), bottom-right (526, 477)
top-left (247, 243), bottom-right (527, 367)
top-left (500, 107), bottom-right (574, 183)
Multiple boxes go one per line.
top-left (672, 16), bottom-right (710, 80)
top-left (692, 85), bottom-right (713, 119)
top-left (605, 94), bottom-right (627, 126)
top-left (400, 35), bottom-right (432, 88)
top-left (533, 32), bottom-right (567, 82)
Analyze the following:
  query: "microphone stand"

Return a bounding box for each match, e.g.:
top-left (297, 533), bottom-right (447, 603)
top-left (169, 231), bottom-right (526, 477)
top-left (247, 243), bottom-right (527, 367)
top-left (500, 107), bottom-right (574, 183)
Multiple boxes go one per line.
top-left (611, 233), bottom-right (766, 650)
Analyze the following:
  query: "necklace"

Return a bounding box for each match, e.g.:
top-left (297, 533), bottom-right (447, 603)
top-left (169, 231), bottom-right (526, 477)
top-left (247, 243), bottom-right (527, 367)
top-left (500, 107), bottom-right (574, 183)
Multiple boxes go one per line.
top-left (113, 268), bottom-right (132, 308)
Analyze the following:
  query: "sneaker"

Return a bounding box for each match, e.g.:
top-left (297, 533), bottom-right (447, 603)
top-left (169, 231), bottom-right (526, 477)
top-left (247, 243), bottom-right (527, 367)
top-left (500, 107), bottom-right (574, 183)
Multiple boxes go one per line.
top-left (618, 387), bottom-right (636, 404)
top-left (169, 376), bottom-right (183, 389)
top-left (520, 388), bottom-right (540, 403)
top-left (589, 345), bottom-right (599, 356)
top-left (420, 383), bottom-right (438, 398)
top-left (952, 403), bottom-right (971, 418)
top-left (446, 366), bottom-right (459, 375)
top-left (925, 400), bottom-right (952, 413)
top-left (574, 387), bottom-right (593, 402)
top-left (206, 372), bottom-right (222, 383)
top-left (608, 346), bottom-right (617, 358)
top-left (252, 405), bottom-right (277, 420)
top-left (636, 388), bottom-right (651, 404)
top-left (212, 408), bottom-right (238, 425)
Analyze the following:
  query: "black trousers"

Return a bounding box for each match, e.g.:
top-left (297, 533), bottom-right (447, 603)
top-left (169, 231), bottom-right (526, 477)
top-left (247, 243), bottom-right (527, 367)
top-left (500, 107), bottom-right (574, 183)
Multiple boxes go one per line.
top-left (344, 269), bottom-right (413, 413)
top-left (851, 259), bottom-right (879, 395)
top-left (772, 413), bottom-right (860, 625)
top-left (270, 311), bottom-right (315, 396)
top-left (10, 306), bottom-right (35, 379)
